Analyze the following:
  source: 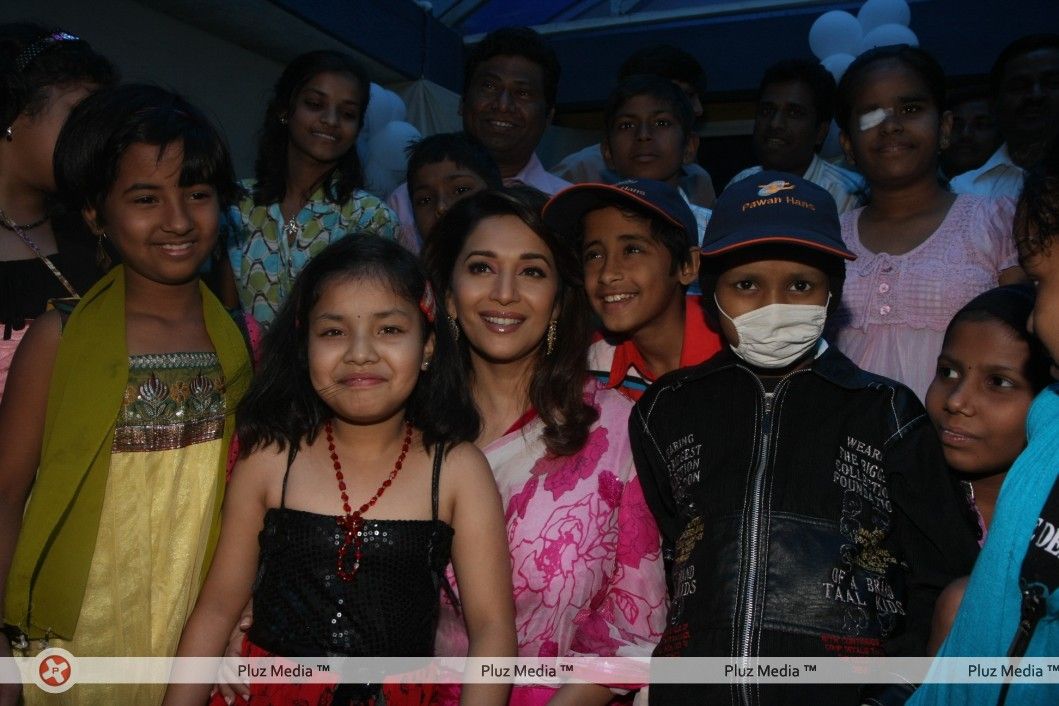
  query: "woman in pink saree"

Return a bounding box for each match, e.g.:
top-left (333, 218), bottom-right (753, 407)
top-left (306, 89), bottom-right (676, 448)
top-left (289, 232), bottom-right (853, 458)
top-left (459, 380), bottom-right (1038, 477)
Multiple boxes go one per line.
top-left (423, 188), bottom-right (666, 706)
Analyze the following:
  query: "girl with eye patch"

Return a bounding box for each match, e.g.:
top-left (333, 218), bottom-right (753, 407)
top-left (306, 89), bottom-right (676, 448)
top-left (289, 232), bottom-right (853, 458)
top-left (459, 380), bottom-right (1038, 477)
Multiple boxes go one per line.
top-left (831, 45), bottom-right (1027, 402)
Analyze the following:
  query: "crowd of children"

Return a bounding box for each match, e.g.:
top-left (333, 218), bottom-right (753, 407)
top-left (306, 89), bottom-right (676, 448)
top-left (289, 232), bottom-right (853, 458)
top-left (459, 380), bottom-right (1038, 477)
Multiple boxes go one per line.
top-left (1, 16), bottom-right (1059, 706)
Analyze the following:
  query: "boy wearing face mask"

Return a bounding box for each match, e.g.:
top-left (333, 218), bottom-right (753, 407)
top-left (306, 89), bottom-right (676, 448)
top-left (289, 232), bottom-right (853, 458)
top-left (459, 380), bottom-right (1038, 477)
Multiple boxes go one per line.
top-left (628, 172), bottom-right (979, 705)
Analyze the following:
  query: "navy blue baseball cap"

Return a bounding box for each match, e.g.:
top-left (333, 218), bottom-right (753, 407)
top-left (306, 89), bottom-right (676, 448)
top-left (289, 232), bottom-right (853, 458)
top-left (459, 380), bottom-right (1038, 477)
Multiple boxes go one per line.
top-left (542, 178), bottom-right (699, 248)
top-left (701, 171), bottom-right (855, 260)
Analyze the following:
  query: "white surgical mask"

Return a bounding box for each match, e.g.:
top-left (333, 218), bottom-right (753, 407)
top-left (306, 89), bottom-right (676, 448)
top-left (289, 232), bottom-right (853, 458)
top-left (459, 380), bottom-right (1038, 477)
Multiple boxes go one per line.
top-left (715, 293), bottom-right (830, 369)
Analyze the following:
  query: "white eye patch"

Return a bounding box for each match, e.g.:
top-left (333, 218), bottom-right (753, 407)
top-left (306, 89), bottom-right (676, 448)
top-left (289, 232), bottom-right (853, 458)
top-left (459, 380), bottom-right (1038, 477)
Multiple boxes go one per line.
top-left (858, 107), bottom-right (893, 131)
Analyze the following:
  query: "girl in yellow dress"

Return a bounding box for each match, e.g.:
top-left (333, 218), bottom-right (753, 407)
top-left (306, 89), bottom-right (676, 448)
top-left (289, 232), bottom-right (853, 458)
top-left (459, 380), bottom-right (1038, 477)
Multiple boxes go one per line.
top-left (0, 84), bottom-right (251, 705)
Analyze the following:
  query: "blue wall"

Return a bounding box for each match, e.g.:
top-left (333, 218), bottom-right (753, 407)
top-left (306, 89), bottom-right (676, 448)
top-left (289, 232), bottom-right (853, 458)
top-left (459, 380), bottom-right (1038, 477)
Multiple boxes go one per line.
top-left (269, 0), bottom-right (465, 91)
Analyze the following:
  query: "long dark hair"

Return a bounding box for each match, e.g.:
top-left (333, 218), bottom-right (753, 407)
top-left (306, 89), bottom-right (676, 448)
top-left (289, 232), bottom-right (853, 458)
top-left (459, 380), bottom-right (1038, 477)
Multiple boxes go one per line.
top-left (423, 187), bottom-right (598, 457)
top-left (237, 234), bottom-right (476, 454)
top-left (251, 50), bottom-right (370, 206)
top-left (1014, 139), bottom-right (1059, 259)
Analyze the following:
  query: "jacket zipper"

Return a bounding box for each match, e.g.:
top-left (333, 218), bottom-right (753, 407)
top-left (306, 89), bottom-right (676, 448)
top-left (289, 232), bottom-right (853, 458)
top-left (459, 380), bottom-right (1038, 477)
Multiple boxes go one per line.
top-left (736, 369), bottom-right (806, 706)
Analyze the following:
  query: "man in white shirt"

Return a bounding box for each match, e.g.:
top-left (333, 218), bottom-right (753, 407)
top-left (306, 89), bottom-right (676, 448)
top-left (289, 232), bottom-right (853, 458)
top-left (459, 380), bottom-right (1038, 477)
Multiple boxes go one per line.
top-left (550, 44), bottom-right (716, 209)
top-left (727, 59), bottom-right (864, 214)
top-left (388, 27), bottom-right (569, 243)
top-left (951, 34), bottom-right (1059, 198)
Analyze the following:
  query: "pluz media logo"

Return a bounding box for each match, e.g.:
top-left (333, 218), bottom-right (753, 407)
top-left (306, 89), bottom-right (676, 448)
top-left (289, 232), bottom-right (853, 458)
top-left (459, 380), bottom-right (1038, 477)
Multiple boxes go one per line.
top-left (34, 647), bottom-right (76, 693)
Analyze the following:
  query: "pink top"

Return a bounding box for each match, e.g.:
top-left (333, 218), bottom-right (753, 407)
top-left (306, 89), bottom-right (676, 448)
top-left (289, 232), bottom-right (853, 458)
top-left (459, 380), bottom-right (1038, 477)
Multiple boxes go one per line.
top-left (834, 194), bottom-right (1018, 401)
top-left (434, 379), bottom-right (666, 706)
top-left (0, 325), bottom-right (27, 403)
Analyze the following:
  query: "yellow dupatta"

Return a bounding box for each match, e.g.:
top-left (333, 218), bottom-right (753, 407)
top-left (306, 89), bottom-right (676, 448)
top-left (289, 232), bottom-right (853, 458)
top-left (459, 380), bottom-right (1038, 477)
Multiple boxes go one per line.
top-left (3, 266), bottom-right (251, 639)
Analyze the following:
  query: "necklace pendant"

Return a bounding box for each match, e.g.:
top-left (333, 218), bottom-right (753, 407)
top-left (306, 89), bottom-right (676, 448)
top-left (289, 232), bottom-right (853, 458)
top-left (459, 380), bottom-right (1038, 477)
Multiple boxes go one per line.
top-left (326, 420), bottom-right (413, 583)
top-left (283, 218), bottom-right (300, 246)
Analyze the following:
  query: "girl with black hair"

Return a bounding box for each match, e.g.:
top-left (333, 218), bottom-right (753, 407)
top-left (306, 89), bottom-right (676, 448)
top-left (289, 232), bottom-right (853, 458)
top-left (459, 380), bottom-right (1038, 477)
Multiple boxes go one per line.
top-left (923, 285), bottom-right (1051, 658)
top-left (832, 44), bottom-right (1027, 402)
top-left (165, 235), bottom-right (515, 706)
top-left (221, 50), bottom-right (398, 328)
top-left (0, 84), bottom-right (251, 705)
top-left (926, 284), bottom-right (1051, 542)
top-left (911, 140), bottom-right (1059, 706)
top-left (423, 188), bottom-right (665, 706)
top-left (0, 22), bottom-right (116, 400)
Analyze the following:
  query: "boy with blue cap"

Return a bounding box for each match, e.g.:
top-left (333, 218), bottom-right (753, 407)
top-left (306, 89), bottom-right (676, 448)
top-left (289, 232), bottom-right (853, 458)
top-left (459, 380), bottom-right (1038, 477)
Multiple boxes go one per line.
top-left (628, 171), bottom-right (979, 705)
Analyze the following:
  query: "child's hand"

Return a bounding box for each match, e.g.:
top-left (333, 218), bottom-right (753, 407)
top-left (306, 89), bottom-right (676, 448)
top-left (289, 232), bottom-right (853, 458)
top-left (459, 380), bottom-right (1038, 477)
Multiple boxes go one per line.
top-left (215, 604), bottom-right (253, 702)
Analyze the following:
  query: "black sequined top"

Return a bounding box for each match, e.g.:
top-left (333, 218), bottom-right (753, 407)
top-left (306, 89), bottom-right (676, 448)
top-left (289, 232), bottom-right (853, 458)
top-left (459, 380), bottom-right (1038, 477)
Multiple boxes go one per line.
top-left (249, 443), bottom-right (454, 658)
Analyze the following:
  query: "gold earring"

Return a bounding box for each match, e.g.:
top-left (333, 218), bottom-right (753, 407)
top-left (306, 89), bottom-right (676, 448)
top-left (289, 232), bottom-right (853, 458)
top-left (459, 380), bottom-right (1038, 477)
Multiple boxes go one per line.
top-left (545, 320), bottom-right (558, 356)
top-left (447, 316), bottom-right (460, 343)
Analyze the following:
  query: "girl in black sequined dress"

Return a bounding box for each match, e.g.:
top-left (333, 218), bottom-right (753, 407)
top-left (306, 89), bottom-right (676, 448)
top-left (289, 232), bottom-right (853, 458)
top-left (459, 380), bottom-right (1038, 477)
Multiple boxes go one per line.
top-left (165, 236), bottom-right (515, 706)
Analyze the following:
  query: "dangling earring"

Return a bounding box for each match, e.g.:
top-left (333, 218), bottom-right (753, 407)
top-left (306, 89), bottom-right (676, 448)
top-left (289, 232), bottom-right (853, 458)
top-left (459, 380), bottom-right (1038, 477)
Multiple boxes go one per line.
top-left (279, 115), bottom-right (288, 125)
top-left (96, 231), bottom-right (112, 271)
top-left (447, 316), bottom-right (460, 342)
top-left (939, 136), bottom-right (951, 151)
top-left (545, 320), bottom-right (558, 356)
top-left (4, 126), bottom-right (12, 141)
top-left (421, 358), bottom-right (431, 371)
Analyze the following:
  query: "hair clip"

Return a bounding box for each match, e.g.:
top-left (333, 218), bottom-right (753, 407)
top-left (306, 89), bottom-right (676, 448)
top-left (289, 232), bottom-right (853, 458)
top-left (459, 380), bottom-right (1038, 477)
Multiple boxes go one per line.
top-left (14, 32), bottom-right (81, 73)
top-left (419, 281), bottom-right (437, 324)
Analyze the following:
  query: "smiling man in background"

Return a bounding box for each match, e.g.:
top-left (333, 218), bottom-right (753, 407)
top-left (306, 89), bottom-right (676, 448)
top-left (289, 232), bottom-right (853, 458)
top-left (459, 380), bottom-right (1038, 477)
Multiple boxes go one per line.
top-left (728, 58), bottom-right (864, 214)
top-left (951, 34), bottom-right (1059, 198)
top-left (387, 27), bottom-right (568, 247)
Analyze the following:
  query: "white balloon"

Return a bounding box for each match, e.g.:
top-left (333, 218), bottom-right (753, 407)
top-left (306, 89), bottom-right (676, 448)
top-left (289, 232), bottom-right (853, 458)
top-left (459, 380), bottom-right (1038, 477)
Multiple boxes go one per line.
top-left (821, 53), bottom-right (856, 82)
top-left (809, 11), bottom-right (862, 60)
top-left (858, 0), bottom-right (911, 33)
top-left (362, 83), bottom-right (406, 139)
top-left (858, 23), bottom-right (919, 53)
top-left (363, 121), bottom-right (422, 197)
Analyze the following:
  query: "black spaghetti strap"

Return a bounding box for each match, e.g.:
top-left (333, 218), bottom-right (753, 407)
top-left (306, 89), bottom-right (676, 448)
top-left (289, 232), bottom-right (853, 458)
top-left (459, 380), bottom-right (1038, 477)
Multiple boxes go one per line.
top-left (280, 443), bottom-right (298, 509)
top-left (430, 442), bottom-right (444, 522)
top-left (428, 441), bottom-right (461, 613)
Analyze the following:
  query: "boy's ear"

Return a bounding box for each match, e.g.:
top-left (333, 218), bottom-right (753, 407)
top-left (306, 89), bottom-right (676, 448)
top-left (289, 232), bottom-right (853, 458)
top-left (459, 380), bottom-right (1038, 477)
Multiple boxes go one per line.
top-left (601, 140), bottom-right (614, 170)
top-left (82, 205), bottom-right (104, 236)
top-left (682, 133), bottom-right (700, 166)
top-left (679, 247), bottom-right (701, 286)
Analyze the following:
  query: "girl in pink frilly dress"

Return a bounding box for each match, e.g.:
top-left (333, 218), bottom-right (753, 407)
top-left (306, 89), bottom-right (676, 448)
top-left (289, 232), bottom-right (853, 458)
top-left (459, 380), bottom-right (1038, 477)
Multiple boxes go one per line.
top-left (831, 45), bottom-right (1026, 402)
top-left (423, 187), bottom-right (667, 706)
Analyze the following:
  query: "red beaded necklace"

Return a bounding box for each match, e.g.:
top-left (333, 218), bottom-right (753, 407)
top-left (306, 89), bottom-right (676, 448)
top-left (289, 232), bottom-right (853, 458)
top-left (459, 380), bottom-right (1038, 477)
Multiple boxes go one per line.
top-left (326, 420), bottom-right (413, 582)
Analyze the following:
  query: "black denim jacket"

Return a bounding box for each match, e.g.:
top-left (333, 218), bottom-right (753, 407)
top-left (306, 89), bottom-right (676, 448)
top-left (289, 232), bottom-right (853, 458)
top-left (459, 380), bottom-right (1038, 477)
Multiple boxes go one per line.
top-left (629, 345), bottom-right (979, 705)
